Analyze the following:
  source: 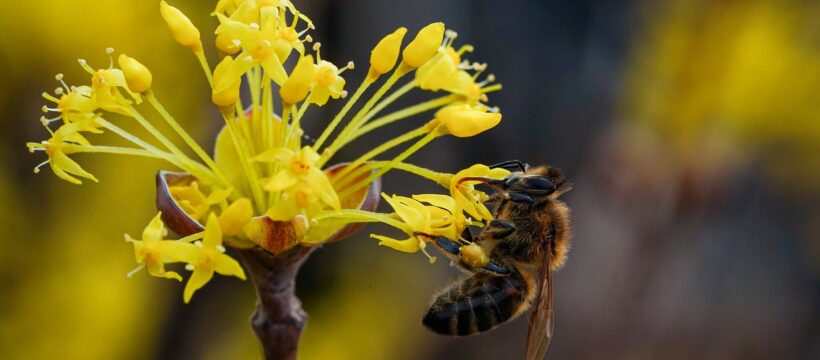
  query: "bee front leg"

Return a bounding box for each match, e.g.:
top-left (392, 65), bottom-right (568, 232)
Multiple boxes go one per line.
top-left (484, 219), bottom-right (516, 239)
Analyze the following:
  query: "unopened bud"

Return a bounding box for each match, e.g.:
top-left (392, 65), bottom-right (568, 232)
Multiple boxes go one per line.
top-left (402, 22), bottom-right (445, 68)
top-left (160, 1), bottom-right (203, 53)
top-left (369, 27), bottom-right (407, 76)
top-left (279, 55), bottom-right (316, 104)
top-left (117, 54), bottom-right (153, 93)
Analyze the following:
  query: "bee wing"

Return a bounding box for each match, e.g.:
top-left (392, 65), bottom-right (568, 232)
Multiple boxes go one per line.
top-left (525, 243), bottom-right (555, 360)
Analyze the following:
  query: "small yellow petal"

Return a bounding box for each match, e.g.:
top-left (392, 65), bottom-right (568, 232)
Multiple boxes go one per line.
top-left (213, 254), bottom-right (247, 280)
top-left (371, 234), bottom-right (421, 253)
top-left (202, 213), bottom-right (224, 249)
top-left (218, 198), bottom-right (253, 236)
top-left (183, 268), bottom-right (214, 303)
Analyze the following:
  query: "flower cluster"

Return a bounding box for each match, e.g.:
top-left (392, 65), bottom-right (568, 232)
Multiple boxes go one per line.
top-left (28, 0), bottom-right (506, 302)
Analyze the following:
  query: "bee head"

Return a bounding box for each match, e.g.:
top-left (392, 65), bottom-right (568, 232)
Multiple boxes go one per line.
top-left (493, 166), bottom-right (570, 198)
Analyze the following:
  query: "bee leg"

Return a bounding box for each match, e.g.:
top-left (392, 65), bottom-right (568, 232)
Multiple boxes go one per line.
top-left (489, 160), bottom-right (529, 172)
top-left (508, 192), bottom-right (534, 204)
top-left (484, 220), bottom-right (516, 239)
top-left (434, 236), bottom-right (511, 276)
top-left (481, 261), bottom-right (511, 275)
top-left (434, 236), bottom-right (463, 255)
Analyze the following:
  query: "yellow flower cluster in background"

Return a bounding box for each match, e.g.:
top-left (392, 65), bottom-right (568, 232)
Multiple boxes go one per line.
top-left (27, 0), bottom-right (507, 302)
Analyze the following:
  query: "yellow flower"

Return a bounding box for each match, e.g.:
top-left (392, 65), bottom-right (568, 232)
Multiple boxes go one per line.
top-left (181, 214), bottom-right (247, 303)
top-left (213, 12), bottom-right (301, 90)
top-left (117, 54), bottom-right (153, 93)
top-left (252, 146), bottom-right (341, 211)
top-left (88, 66), bottom-right (138, 115)
top-left (435, 104), bottom-right (502, 137)
top-left (370, 27), bottom-right (407, 77)
top-left (125, 212), bottom-right (196, 281)
top-left (416, 46), bottom-right (461, 91)
top-left (265, 184), bottom-right (323, 220)
top-left (370, 193), bottom-right (442, 263)
top-left (160, 1), bottom-right (203, 53)
top-left (46, 85), bottom-right (96, 123)
top-left (403, 22), bottom-right (445, 68)
top-left (310, 60), bottom-right (347, 106)
top-left (416, 44), bottom-right (493, 104)
top-left (413, 193), bottom-right (470, 240)
top-left (448, 164), bottom-right (510, 222)
top-left (169, 181), bottom-right (232, 222)
top-left (279, 54), bottom-right (316, 104)
top-left (26, 123), bottom-right (97, 185)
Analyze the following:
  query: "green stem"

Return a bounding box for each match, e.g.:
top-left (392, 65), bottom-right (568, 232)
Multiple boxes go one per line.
top-left (338, 130), bottom-right (440, 199)
top-left (145, 92), bottom-right (229, 186)
top-left (322, 67), bottom-right (410, 164)
top-left (314, 76), bottom-right (374, 151)
top-left (345, 94), bottom-right (455, 146)
top-left (329, 125), bottom-right (429, 184)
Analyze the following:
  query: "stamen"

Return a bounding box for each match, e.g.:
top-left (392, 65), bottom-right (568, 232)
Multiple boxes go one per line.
top-left (312, 42), bottom-right (321, 51)
top-left (444, 29), bottom-right (458, 47)
top-left (77, 58), bottom-right (96, 74)
top-left (105, 47), bottom-right (115, 68)
top-left (340, 90), bottom-right (349, 99)
top-left (304, 34), bottom-right (313, 43)
top-left (185, 264), bottom-right (195, 271)
top-left (216, 245), bottom-right (226, 253)
top-left (126, 264), bottom-right (145, 278)
top-left (55, 73), bottom-right (71, 92)
top-left (263, 40), bottom-right (272, 47)
top-left (249, 22), bottom-right (260, 30)
top-left (489, 106), bottom-right (500, 113)
top-left (194, 240), bottom-right (203, 248)
top-left (232, 39), bottom-right (242, 47)
top-left (54, 88), bottom-right (64, 96)
top-left (40, 115), bottom-right (62, 126)
top-left (33, 160), bottom-right (50, 173)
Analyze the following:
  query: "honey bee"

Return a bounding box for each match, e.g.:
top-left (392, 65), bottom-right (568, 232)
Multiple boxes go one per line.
top-left (423, 160), bottom-right (571, 360)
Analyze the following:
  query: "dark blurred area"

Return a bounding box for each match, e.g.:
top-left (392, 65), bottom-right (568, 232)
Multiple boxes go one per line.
top-left (1, 0), bottom-right (818, 359)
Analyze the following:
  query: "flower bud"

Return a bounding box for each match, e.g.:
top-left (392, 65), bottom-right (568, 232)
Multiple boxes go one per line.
top-left (218, 198), bottom-right (253, 236)
top-left (212, 57), bottom-right (241, 107)
top-left (436, 104), bottom-right (502, 137)
top-left (117, 54), bottom-right (153, 93)
top-left (160, 1), bottom-right (203, 53)
top-left (369, 27), bottom-right (407, 76)
top-left (279, 55), bottom-right (316, 104)
top-left (402, 22), bottom-right (445, 68)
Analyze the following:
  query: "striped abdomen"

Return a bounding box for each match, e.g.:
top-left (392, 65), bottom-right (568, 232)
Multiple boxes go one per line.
top-left (423, 271), bottom-right (529, 336)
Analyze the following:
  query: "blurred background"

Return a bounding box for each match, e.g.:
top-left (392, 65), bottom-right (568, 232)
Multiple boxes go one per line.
top-left (1, 0), bottom-right (819, 359)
